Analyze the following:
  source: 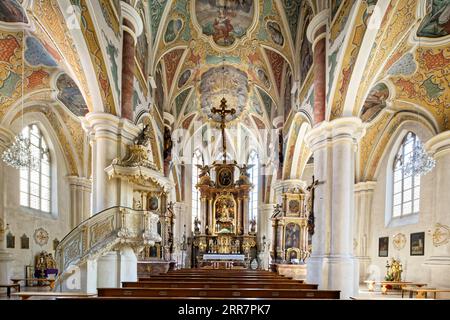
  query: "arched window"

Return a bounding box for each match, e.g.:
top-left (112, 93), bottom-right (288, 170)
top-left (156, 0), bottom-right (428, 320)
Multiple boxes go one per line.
top-left (392, 132), bottom-right (421, 218)
top-left (248, 150), bottom-right (259, 227)
top-left (19, 124), bottom-right (51, 213)
top-left (192, 150), bottom-right (202, 232)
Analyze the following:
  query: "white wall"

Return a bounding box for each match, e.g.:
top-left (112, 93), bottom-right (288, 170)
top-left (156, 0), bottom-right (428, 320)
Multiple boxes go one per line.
top-left (367, 122), bottom-right (435, 283)
top-left (2, 116), bottom-right (72, 278)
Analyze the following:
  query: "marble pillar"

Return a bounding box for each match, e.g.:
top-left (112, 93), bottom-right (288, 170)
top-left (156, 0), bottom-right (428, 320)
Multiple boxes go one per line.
top-left (305, 117), bottom-right (365, 299)
top-left (67, 176), bottom-right (92, 228)
top-left (83, 113), bottom-right (139, 214)
top-left (354, 181), bottom-right (376, 283)
top-left (120, 2), bottom-right (143, 120)
top-left (424, 131), bottom-right (450, 289)
top-left (307, 9), bottom-right (328, 125)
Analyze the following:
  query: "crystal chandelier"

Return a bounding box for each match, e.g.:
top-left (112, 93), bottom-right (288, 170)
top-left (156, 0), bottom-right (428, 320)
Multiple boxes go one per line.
top-left (403, 140), bottom-right (435, 177)
top-left (1, 134), bottom-right (39, 170)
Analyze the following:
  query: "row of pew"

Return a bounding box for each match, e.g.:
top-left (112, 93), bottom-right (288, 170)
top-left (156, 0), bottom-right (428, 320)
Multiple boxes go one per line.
top-left (96, 269), bottom-right (341, 299)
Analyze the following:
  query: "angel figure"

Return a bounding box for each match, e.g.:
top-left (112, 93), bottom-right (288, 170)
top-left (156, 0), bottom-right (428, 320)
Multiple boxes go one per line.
top-left (196, 164), bottom-right (210, 178)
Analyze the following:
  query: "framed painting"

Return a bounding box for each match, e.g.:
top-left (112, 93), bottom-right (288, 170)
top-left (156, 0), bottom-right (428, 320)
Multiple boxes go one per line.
top-left (410, 232), bottom-right (425, 256)
top-left (378, 237), bottom-right (389, 257)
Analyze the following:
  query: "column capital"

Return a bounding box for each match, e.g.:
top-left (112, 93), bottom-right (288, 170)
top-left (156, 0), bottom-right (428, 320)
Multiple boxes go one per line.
top-left (273, 179), bottom-right (307, 193)
top-left (307, 9), bottom-right (329, 45)
top-left (354, 181), bottom-right (377, 192)
top-left (121, 1), bottom-right (143, 41)
top-left (305, 117), bottom-right (365, 152)
top-left (273, 116), bottom-right (284, 129)
top-left (425, 131), bottom-right (450, 159)
top-left (83, 112), bottom-right (141, 143)
top-left (67, 176), bottom-right (92, 189)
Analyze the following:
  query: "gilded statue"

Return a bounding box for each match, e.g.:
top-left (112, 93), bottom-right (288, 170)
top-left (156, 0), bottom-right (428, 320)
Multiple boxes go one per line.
top-left (385, 258), bottom-right (403, 282)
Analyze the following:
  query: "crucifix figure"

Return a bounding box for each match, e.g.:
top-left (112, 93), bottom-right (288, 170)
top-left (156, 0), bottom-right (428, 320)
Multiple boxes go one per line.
top-left (306, 175), bottom-right (324, 236)
top-left (211, 97), bottom-right (236, 163)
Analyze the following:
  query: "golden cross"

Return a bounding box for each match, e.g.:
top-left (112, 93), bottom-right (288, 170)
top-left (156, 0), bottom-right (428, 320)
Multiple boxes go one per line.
top-left (211, 97), bottom-right (236, 163)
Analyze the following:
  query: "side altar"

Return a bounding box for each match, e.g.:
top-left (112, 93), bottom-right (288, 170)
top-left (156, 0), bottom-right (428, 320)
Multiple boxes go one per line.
top-left (192, 161), bottom-right (257, 269)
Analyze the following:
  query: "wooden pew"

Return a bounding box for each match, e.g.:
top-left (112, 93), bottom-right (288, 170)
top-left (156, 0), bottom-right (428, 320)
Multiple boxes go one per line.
top-left (98, 287), bottom-right (340, 299)
top-left (12, 292), bottom-right (97, 300)
top-left (123, 281), bottom-right (318, 290)
top-left (0, 284), bottom-right (20, 298)
top-left (139, 277), bottom-right (303, 283)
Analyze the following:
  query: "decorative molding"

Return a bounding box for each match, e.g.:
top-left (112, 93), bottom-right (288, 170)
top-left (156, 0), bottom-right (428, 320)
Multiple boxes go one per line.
top-left (432, 223), bottom-right (450, 247)
top-left (34, 227), bottom-right (49, 246)
top-left (120, 1), bottom-right (144, 37)
top-left (393, 233), bottom-right (406, 250)
top-left (306, 9), bottom-right (329, 44)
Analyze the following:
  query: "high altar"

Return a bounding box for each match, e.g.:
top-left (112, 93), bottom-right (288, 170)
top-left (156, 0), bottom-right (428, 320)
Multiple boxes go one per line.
top-left (192, 161), bottom-right (257, 268)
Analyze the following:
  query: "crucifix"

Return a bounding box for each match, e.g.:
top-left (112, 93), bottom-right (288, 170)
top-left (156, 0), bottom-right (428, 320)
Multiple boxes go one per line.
top-left (306, 175), bottom-right (324, 236)
top-left (211, 97), bottom-right (236, 163)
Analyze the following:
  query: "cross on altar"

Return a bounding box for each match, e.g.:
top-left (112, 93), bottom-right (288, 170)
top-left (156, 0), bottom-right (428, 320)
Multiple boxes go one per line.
top-left (211, 97), bottom-right (236, 163)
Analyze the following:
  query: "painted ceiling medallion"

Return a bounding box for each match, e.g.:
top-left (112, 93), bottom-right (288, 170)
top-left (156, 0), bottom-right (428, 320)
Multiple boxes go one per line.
top-left (393, 233), bottom-right (406, 250)
top-left (200, 65), bottom-right (248, 123)
top-left (193, 0), bottom-right (257, 48)
top-left (34, 227), bottom-right (49, 246)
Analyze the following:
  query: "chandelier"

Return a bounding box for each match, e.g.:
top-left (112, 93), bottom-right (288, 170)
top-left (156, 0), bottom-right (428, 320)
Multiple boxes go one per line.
top-left (2, 134), bottom-right (39, 170)
top-left (403, 140), bottom-right (435, 177)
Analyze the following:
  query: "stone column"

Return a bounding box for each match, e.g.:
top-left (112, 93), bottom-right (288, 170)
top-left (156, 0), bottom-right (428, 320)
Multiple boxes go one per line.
top-left (424, 131), bottom-right (450, 289)
top-left (84, 113), bottom-right (121, 214)
top-left (83, 113), bottom-right (139, 214)
top-left (120, 2), bottom-right (143, 120)
top-left (354, 181), bottom-right (376, 283)
top-left (0, 127), bottom-right (14, 284)
top-left (305, 117), bottom-right (365, 299)
top-left (307, 9), bottom-right (328, 125)
top-left (67, 176), bottom-right (92, 228)
top-left (259, 204), bottom-right (275, 270)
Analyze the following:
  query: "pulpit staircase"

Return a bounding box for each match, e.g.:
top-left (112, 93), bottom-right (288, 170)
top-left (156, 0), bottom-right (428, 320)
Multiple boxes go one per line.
top-left (53, 206), bottom-right (161, 292)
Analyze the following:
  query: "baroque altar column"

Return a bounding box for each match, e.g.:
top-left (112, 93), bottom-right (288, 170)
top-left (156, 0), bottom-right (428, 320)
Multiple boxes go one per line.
top-left (354, 181), bottom-right (376, 283)
top-left (67, 176), bottom-right (92, 228)
top-left (305, 117), bottom-right (365, 299)
top-left (0, 127), bottom-right (14, 284)
top-left (424, 131), bottom-right (450, 289)
top-left (208, 197), bottom-right (213, 234)
top-left (200, 196), bottom-right (207, 234)
top-left (120, 1), bottom-right (143, 120)
top-left (242, 195), bottom-right (250, 235)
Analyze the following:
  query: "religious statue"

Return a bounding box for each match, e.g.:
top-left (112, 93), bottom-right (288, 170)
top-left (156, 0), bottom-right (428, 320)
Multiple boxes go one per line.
top-left (385, 258), bottom-right (403, 282)
top-left (135, 123), bottom-right (152, 147)
top-left (218, 204), bottom-right (232, 221)
top-left (117, 121), bottom-right (157, 169)
top-left (196, 164), bottom-right (210, 178)
top-left (163, 127), bottom-right (173, 161)
top-left (249, 218), bottom-right (257, 234)
top-left (236, 163), bottom-right (254, 185)
top-left (193, 216), bottom-right (201, 235)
